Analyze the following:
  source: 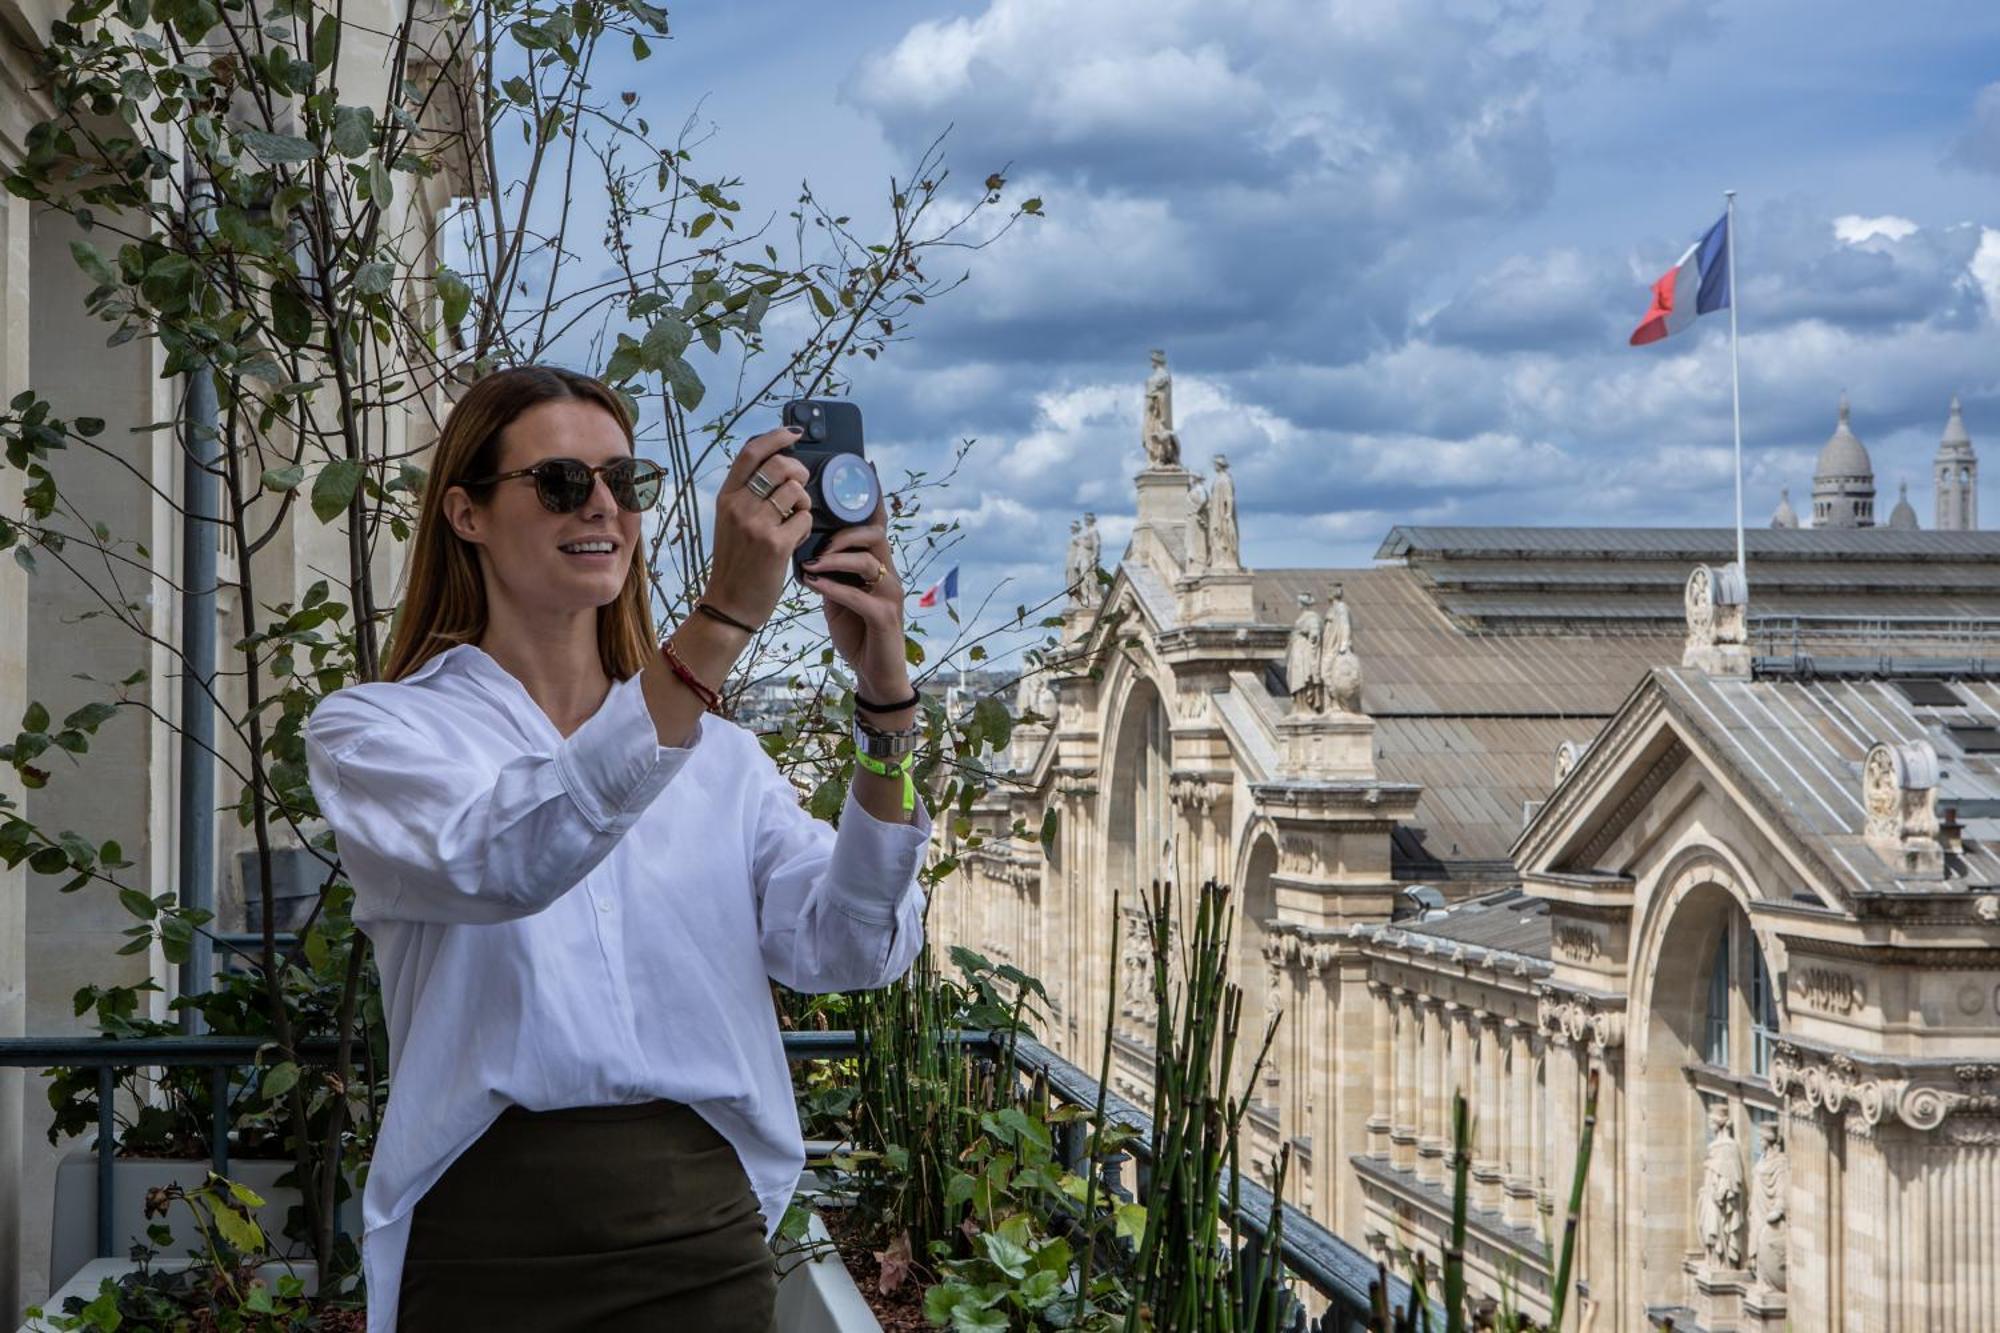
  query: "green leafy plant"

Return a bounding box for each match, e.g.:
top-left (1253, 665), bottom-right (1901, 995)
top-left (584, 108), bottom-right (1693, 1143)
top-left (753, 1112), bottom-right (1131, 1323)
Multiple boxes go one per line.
top-left (18, 1172), bottom-right (336, 1332)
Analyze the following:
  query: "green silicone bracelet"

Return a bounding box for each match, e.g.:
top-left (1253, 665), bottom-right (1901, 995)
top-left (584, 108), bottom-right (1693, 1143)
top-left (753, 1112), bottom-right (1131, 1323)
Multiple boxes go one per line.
top-left (854, 747), bottom-right (917, 813)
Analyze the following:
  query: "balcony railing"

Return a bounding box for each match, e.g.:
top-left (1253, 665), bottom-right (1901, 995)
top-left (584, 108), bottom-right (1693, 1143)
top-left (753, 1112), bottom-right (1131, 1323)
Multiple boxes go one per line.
top-left (1, 1029), bottom-right (1412, 1331)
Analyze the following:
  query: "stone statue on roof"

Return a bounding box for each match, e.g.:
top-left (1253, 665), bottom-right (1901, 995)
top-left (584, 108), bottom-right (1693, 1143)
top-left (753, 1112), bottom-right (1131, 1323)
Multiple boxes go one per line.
top-left (1142, 349), bottom-right (1182, 468)
top-left (1080, 512), bottom-right (1101, 604)
top-left (1187, 470), bottom-right (1211, 570)
top-left (1320, 584), bottom-right (1361, 714)
top-left (1208, 454), bottom-right (1240, 571)
top-left (1286, 592), bottom-right (1323, 712)
top-left (1066, 513), bottom-right (1103, 609)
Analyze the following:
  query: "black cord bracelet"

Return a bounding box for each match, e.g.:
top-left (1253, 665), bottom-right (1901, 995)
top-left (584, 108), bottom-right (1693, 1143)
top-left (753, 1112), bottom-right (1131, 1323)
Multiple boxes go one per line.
top-left (855, 686), bottom-right (922, 714)
top-left (695, 600), bottom-right (761, 635)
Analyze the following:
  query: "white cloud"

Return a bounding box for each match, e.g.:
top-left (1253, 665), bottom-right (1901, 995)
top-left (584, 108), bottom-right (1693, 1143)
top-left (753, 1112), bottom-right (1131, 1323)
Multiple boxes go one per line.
top-left (1834, 214), bottom-right (1919, 244)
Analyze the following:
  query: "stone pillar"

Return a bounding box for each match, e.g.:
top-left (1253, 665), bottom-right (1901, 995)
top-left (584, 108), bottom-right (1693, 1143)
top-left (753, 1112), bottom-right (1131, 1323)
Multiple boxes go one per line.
top-left (1446, 1001), bottom-right (1472, 1156)
top-left (1504, 1020), bottom-right (1537, 1229)
top-left (1391, 988), bottom-right (1417, 1171)
top-left (1417, 996), bottom-right (1445, 1184)
top-left (1473, 1010), bottom-right (1503, 1213)
top-left (1367, 980), bottom-right (1392, 1159)
top-left (0, 138), bottom-right (31, 1333)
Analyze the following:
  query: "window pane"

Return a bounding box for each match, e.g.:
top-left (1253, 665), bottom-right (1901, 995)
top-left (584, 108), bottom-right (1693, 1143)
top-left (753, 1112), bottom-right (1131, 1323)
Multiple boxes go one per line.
top-left (1705, 933), bottom-right (1730, 1067)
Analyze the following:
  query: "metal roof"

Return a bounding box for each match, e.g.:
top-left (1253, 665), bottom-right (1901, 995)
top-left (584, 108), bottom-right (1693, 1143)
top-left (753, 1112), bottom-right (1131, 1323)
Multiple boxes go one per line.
top-left (1377, 526), bottom-right (2000, 562)
top-left (1656, 669), bottom-right (2000, 891)
top-left (1253, 568), bottom-right (1677, 717)
top-left (1374, 716), bottom-right (1594, 865)
top-left (1391, 888), bottom-right (1552, 961)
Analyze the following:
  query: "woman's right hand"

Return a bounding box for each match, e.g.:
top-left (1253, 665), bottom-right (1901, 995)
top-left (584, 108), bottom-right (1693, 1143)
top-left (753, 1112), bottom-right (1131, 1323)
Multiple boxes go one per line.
top-left (703, 426), bottom-right (814, 629)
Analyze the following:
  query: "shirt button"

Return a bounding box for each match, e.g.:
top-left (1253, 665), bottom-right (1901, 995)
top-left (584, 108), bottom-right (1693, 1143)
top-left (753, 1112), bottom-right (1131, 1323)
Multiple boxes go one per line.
top-left (597, 897), bottom-right (612, 913)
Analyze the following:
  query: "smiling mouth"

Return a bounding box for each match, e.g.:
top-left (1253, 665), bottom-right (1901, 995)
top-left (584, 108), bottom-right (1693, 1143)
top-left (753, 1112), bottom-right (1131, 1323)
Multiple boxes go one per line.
top-left (557, 540), bottom-right (619, 556)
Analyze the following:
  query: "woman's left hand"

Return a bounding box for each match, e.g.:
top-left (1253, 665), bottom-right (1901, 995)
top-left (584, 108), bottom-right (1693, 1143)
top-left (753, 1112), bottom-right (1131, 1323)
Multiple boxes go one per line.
top-left (800, 495), bottom-right (910, 700)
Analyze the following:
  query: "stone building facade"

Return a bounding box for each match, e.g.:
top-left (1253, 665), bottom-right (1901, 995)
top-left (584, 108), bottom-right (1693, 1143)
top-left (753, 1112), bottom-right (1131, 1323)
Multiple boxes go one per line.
top-left (1, 1), bottom-right (468, 1313)
top-left (937, 362), bottom-right (2000, 1330)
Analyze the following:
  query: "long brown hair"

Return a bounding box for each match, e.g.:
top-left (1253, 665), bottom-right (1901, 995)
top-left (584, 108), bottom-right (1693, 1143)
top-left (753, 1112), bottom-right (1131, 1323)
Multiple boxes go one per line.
top-left (381, 365), bottom-right (656, 683)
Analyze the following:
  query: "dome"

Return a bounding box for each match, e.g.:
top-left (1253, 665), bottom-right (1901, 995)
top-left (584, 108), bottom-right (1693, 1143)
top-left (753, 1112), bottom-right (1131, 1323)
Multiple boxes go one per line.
top-left (1888, 480), bottom-right (1918, 530)
top-left (1937, 394), bottom-right (1975, 460)
top-left (1770, 488), bottom-right (1798, 529)
top-left (1815, 394), bottom-right (1874, 480)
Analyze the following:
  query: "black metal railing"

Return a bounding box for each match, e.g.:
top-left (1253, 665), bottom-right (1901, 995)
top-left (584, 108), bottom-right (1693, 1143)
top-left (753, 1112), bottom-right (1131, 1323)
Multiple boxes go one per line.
top-left (1, 1028), bottom-right (1410, 1329)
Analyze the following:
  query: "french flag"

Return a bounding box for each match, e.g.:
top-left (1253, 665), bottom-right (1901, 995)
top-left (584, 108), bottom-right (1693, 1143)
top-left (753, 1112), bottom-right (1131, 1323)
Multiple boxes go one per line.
top-left (916, 566), bottom-right (958, 610)
top-left (1630, 211), bottom-right (1731, 346)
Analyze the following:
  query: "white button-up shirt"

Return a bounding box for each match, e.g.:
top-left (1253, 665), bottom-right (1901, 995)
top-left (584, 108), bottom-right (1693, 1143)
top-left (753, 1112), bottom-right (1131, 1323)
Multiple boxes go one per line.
top-left (302, 642), bottom-right (930, 1333)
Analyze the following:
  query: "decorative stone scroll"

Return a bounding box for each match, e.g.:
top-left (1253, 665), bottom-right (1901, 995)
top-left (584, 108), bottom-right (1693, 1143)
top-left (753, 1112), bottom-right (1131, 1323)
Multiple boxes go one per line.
top-left (1768, 1041), bottom-right (2000, 1134)
top-left (1538, 985), bottom-right (1627, 1052)
top-left (1862, 740), bottom-right (1941, 872)
top-left (1553, 739), bottom-right (1587, 786)
top-left (1683, 562), bottom-right (1749, 677)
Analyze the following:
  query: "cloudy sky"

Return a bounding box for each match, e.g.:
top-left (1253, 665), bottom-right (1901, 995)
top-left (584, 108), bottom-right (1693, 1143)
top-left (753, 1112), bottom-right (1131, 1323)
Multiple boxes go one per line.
top-left (592, 1), bottom-right (2000, 656)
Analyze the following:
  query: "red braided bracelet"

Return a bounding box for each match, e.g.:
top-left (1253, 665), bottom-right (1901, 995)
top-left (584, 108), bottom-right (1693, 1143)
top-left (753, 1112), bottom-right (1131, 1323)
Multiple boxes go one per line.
top-left (659, 637), bottom-right (724, 715)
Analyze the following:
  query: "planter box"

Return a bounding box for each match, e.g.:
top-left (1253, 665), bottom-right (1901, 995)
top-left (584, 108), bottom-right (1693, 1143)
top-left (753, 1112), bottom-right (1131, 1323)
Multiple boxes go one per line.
top-left (23, 1212), bottom-right (879, 1333)
top-left (775, 1210), bottom-right (883, 1333)
top-left (19, 1256), bottom-right (326, 1332)
top-left (48, 1147), bottom-right (362, 1297)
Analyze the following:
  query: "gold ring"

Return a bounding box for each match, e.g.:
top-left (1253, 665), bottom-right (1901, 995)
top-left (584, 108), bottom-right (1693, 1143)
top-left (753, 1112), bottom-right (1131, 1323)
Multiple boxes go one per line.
top-left (746, 470), bottom-right (777, 500)
top-left (766, 494), bottom-right (794, 520)
top-left (864, 564), bottom-right (884, 590)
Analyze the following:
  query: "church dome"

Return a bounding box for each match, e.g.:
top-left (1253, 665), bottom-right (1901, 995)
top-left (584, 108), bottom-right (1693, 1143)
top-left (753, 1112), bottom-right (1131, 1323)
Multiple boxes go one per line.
top-left (1816, 395), bottom-right (1874, 480)
top-left (1888, 481), bottom-right (1918, 530)
top-left (1770, 489), bottom-right (1798, 529)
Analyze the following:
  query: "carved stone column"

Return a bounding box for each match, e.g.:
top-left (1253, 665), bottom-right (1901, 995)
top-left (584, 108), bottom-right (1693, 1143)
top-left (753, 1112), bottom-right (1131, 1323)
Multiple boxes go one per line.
top-left (1419, 997), bottom-right (1449, 1184)
top-left (1504, 1019), bottom-right (1538, 1229)
top-left (1391, 987), bottom-right (1418, 1171)
top-left (1367, 980), bottom-right (1393, 1159)
top-left (1447, 999), bottom-right (1472, 1143)
top-left (1473, 1010), bottom-right (1504, 1213)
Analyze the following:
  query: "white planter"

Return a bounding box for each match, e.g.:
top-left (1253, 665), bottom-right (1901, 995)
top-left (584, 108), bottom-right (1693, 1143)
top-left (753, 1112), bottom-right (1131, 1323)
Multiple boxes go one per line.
top-left (47, 1147), bottom-right (361, 1297)
top-left (775, 1210), bottom-right (883, 1333)
top-left (19, 1257), bottom-right (324, 1332)
top-left (23, 1212), bottom-right (880, 1333)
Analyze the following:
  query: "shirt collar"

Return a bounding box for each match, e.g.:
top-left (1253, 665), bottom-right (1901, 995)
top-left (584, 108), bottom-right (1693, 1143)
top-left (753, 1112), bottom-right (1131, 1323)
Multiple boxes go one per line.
top-left (399, 641), bottom-right (484, 687)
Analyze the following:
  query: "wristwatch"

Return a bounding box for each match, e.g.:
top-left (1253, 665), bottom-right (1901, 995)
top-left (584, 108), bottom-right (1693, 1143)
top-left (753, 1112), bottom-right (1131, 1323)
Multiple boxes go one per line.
top-left (852, 715), bottom-right (922, 761)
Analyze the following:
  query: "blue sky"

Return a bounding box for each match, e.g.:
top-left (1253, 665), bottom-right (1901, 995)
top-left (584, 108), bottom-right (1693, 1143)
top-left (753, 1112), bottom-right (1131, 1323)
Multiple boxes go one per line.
top-left (580, 1), bottom-right (2000, 657)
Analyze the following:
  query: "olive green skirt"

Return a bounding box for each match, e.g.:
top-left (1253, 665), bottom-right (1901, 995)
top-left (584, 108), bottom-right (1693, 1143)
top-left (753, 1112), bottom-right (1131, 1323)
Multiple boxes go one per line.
top-left (396, 1098), bottom-right (778, 1332)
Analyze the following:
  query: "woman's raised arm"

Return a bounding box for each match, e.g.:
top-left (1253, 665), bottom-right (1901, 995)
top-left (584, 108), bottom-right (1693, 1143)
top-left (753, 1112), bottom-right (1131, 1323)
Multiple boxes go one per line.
top-left (305, 677), bottom-right (697, 925)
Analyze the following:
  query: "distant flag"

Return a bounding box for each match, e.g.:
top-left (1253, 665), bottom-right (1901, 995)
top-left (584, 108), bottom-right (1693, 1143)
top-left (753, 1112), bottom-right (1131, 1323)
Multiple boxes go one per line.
top-left (1629, 211), bottom-right (1731, 346)
top-left (915, 566), bottom-right (958, 610)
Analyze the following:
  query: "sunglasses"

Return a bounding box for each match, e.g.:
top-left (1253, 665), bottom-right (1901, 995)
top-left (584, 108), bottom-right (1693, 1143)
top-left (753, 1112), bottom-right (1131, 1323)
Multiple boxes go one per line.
top-left (459, 456), bottom-right (665, 514)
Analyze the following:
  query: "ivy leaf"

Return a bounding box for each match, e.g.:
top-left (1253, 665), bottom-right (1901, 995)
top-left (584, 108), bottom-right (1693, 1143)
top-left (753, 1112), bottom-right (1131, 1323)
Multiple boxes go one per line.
top-left (311, 12), bottom-right (340, 71)
top-left (68, 240), bottom-right (116, 287)
top-left (310, 459), bottom-right (364, 523)
top-left (209, 1200), bottom-right (264, 1256)
top-left (270, 279), bottom-right (314, 348)
top-left (238, 129), bottom-right (318, 164)
top-left (117, 887), bottom-right (156, 919)
top-left (261, 464), bottom-right (305, 492)
top-left (260, 1061), bottom-right (300, 1103)
top-left (354, 260), bottom-right (393, 296)
top-left (330, 105), bottom-right (375, 159)
top-left (662, 355), bottom-right (704, 412)
top-left (435, 266), bottom-right (471, 331)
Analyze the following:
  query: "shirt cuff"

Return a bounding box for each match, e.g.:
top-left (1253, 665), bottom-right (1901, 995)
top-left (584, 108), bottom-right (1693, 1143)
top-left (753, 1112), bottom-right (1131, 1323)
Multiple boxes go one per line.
top-left (826, 782), bottom-right (934, 924)
top-left (552, 671), bottom-right (700, 832)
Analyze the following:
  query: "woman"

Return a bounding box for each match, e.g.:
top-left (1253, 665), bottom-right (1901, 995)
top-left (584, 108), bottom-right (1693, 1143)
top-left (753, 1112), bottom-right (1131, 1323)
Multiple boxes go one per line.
top-left (303, 366), bottom-right (931, 1332)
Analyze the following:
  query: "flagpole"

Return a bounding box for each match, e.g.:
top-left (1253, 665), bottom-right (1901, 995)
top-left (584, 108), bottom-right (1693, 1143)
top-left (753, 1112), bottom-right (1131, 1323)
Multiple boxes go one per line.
top-left (1726, 189), bottom-right (1746, 590)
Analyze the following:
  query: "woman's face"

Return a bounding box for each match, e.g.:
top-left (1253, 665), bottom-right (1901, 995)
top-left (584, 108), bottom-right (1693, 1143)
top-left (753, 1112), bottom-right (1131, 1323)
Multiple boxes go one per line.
top-left (446, 397), bottom-right (642, 613)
